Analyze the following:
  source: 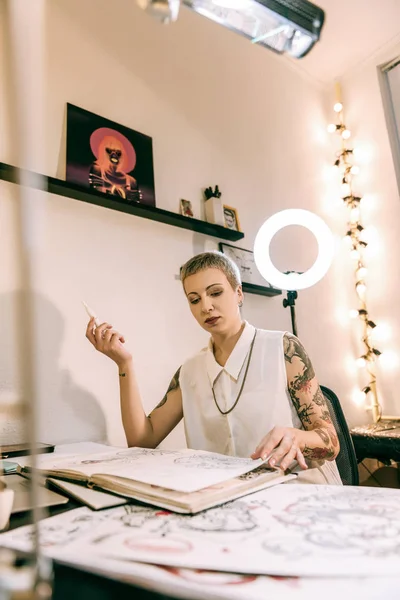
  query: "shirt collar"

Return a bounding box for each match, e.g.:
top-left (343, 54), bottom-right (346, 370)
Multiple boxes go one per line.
top-left (205, 321), bottom-right (256, 385)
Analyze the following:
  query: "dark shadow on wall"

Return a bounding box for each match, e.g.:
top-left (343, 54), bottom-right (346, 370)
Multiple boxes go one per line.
top-left (0, 290), bottom-right (107, 445)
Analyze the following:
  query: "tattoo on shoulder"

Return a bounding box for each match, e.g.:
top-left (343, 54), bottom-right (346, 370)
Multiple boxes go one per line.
top-left (283, 333), bottom-right (315, 380)
top-left (153, 366), bottom-right (181, 411)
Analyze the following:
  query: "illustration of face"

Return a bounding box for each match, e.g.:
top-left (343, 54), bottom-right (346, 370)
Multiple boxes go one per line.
top-left (224, 210), bottom-right (236, 229)
top-left (98, 135), bottom-right (127, 172)
top-left (106, 145), bottom-right (122, 166)
top-left (183, 268), bottom-right (243, 335)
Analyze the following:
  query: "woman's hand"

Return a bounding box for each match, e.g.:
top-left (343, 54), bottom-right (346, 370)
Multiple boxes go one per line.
top-left (251, 426), bottom-right (308, 471)
top-left (85, 317), bottom-right (132, 367)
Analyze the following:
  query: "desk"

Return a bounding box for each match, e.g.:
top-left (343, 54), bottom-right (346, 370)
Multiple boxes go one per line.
top-left (351, 422), bottom-right (400, 463)
top-left (3, 444), bottom-right (400, 600)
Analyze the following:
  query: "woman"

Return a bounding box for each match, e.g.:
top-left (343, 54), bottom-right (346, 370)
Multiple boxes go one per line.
top-left (86, 251), bottom-right (341, 484)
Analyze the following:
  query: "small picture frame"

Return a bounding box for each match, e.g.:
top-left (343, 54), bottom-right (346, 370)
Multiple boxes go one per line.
top-left (223, 205), bottom-right (240, 231)
top-left (180, 198), bottom-right (194, 218)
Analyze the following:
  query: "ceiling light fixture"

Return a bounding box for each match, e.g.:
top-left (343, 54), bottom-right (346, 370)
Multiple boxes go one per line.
top-left (137, 0), bottom-right (325, 58)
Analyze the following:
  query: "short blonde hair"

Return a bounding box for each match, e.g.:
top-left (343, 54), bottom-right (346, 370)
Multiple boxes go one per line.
top-left (180, 251), bottom-right (241, 290)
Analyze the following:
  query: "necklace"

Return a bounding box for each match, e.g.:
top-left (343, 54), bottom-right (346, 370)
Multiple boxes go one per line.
top-left (211, 329), bottom-right (258, 416)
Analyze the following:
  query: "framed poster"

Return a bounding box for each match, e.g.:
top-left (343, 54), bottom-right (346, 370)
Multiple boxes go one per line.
top-left (219, 242), bottom-right (275, 289)
top-left (66, 103), bottom-right (156, 206)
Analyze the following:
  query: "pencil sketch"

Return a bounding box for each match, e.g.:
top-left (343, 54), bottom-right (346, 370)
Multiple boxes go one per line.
top-left (80, 448), bottom-right (181, 464)
top-left (118, 501), bottom-right (269, 534)
top-left (0, 507), bottom-right (112, 551)
top-left (263, 488), bottom-right (400, 558)
top-left (82, 485), bottom-right (400, 576)
top-left (36, 448), bottom-right (263, 494)
top-left (2, 485), bottom-right (400, 578)
top-left (173, 455), bottom-right (255, 470)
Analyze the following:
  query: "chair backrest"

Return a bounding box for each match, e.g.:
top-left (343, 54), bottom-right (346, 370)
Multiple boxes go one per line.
top-left (320, 385), bottom-right (359, 486)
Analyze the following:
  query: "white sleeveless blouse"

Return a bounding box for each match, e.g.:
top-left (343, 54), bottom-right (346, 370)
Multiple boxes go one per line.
top-left (179, 322), bottom-right (342, 485)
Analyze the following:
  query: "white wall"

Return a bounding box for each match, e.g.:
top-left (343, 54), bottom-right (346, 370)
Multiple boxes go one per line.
top-left (329, 42), bottom-right (400, 422)
top-left (0, 0), bottom-right (362, 448)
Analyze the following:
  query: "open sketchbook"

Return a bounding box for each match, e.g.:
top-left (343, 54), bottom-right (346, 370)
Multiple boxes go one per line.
top-left (21, 447), bottom-right (296, 514)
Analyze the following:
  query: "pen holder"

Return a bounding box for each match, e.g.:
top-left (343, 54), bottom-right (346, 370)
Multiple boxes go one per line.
top-left (204, 195), bottom-right (224, 226)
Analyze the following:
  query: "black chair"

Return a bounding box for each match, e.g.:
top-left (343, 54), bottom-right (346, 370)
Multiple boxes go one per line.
top-left (320, 385), bottom-right (359, 486)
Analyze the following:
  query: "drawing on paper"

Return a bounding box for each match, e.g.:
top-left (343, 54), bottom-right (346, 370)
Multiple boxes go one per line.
top-left (118, 501), bottom-right (269, 535)
top-left (173, 455), bottom-right (254, 470)
top-left (3, 486), bottom-right (400, 578)
top-left (80, 448), bottom-right (180, 465)
top-left (263, 488), bottom-right (400, 558)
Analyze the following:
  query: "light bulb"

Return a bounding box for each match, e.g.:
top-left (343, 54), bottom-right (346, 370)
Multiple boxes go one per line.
top-left (350, 165), bottom-right (360, 175)
top-left (350, 207), bottom-right (360, 222)
top-left (352, 389), bottom-right (366, 405)
top-left (327, 123), bottom-right (337, 133)
top-left (349, 309), bottom-right (359, 319)
top-left (356, 357), bottom-right (367, 368)
top-left (356, 282), bottom-right (366, 298)
top-left (333, 102), bottom-right (343, 113)
top-left (371, 323), bottom-right (391, 343)
top-left (342, 182), bottom-right (351, 197)
top-left (342, 129), bottom-right (351, 139)
top-left (343, 233), bottom-right (352, 245)
top-left (356, 266), bottom-right (368, 279)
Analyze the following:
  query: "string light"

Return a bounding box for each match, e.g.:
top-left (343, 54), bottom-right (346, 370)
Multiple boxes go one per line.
top-left (328, 82), bottom-right (384, 423)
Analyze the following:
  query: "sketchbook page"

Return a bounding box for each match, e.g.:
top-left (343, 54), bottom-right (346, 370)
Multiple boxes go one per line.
top-left (47, 478), bottom-right (128, 510)
top-left (34, 448), bottom-right (267, 493)
top-left (2, 511), bottom-right (400, 600)
top-left (2, 486), bottom-right (400, 578)
top-left (85, 484), bottom-right (400, 577)
top-left (96, 466), bottom-right (293, 512)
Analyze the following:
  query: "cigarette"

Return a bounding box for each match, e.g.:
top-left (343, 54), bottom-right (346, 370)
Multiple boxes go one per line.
top-left (82, 301), bottom-right (100, 327)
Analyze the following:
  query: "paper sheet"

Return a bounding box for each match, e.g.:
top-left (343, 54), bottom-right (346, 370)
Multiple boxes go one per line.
top-left (31, 448), bottom-right (267, 493)
top-left (2, 484), bottom-right (400, 578)
top-left (53, 556), bottom-right (400, 600)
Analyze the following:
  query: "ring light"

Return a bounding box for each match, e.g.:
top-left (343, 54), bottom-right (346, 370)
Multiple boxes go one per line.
top-left (254, 209), bottom-right (334, 291)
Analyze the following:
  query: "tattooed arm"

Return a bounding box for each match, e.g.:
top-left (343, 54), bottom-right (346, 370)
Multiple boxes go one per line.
top-left (252, 334), bottom-right (339, 468)
top-left (120, 361), bottom-right (183, 448)
top-left (283, 333), bottom-right (340, 462)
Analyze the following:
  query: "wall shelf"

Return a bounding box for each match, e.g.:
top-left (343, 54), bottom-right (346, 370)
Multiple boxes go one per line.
top-left (242, 282), bottom-right (282, 297)
top-left (0, 162), bottom-right (245, 242)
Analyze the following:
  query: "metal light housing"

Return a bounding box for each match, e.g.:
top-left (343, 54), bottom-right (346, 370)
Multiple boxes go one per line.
top-left (137, 0), bottom-right (325, 57)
